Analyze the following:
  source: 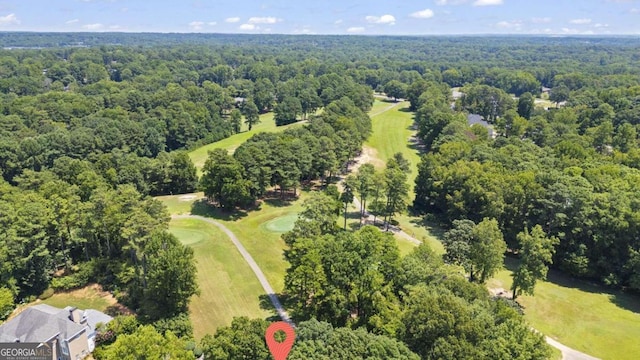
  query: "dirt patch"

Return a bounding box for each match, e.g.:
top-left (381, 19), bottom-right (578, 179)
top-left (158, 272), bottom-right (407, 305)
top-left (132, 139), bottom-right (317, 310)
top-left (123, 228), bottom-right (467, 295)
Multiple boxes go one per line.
top-left (488, 287), bottom-right (513, 299)
top-left (353, 146), bottom-right (385, 170)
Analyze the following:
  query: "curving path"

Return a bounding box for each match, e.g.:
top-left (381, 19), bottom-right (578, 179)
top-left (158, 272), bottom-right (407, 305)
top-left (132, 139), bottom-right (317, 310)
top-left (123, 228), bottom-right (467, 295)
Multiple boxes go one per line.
top-left (171, 214), bottom-right (293, 325)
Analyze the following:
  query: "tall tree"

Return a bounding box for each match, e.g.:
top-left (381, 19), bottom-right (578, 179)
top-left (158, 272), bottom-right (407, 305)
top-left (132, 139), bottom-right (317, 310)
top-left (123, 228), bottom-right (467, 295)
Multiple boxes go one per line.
top-left (142, 232), bottom-right (199, 320)
top-left (469, 218), bottom-right (506, 283)
top-left (274, 96), bottom-right (302, 126)
top-left (384, 80), bottom-right (407, 102)
top-left (340, 183), bottom-right (354, 230)
top-left (442, 218), bottom-right (506, 283)
top-left (517, 92), bottom-right (535, 120)
top-left (511, 225), bottom-right (558, 300)
top-left (383, 154), bottom-right (410, 230)
top-left (241, 99), bottom-right (260, 131)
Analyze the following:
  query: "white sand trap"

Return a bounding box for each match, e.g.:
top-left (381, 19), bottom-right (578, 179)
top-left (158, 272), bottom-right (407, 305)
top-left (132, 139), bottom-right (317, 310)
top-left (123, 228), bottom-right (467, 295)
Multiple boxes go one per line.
top-left (179, 194), bottom-right (198, 201)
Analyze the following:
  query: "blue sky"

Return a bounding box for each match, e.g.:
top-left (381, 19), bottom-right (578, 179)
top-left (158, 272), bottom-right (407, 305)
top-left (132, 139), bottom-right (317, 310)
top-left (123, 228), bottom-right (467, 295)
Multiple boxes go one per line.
top-left (1, 0), bottom-right (639, 35)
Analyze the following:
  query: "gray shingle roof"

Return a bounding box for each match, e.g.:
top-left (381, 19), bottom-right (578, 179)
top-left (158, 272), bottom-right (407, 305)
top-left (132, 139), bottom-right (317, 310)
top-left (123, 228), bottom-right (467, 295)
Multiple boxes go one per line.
top-left (0, 304), bottom-right (111, 343)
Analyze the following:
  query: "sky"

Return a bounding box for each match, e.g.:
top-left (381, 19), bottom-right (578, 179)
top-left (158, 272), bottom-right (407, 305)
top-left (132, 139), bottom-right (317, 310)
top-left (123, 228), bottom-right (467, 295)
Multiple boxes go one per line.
top-left (0, 0), bottom-right (639, 35)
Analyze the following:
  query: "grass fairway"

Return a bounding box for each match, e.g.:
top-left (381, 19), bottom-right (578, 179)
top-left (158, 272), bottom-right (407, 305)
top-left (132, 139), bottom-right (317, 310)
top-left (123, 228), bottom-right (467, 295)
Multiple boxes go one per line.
top-left (170, 217), bottom-right (271, 339)
top-left (365, 100), bottom-right (421, 192)
top-left (489, 258), bottom-right (640, 360)
top-left (189, 112), bottom-right (304, 173)
top-left (364, 100), bottom-right (444, 254)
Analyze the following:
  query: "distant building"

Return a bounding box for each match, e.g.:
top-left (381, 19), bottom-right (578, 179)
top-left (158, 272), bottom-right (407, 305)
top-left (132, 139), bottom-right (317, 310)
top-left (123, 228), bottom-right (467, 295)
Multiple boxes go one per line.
top-left (467, 114), bottom-right (496, 139)
top-left (0, 304), bottom-right (112, 360)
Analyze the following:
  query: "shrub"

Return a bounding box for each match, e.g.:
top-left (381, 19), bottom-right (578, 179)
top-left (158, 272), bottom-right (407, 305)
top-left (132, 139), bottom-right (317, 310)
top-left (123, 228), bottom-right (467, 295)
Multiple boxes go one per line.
top-left (38, 288), bottom-right (54, 300)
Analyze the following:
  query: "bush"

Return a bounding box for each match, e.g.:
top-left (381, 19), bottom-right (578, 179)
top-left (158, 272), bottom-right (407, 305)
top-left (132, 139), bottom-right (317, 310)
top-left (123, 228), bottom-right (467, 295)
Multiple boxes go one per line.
top-left (50, 262), bottom-right (94, 291)
top-left (38, 288), bottom-right (54, 300)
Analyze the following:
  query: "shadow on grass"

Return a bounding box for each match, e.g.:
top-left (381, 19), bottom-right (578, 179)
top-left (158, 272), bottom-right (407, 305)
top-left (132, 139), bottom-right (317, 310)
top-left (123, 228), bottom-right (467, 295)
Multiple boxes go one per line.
top-left (398, 107), bottom-right (412, 113)
top-left (408, 215), bottom-right (446, 240)
top-left (190, 199), bottom-right (250, 221)
top-left (503, 255), bottom-right (640, 315)
top-left (258, 293), bottom-right (294, 322)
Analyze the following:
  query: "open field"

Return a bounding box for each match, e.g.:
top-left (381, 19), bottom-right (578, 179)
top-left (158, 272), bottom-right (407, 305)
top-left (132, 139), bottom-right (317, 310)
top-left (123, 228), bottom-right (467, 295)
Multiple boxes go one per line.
top-left (489, 258), bottom-right (640, 360)
top-left (169, 217), bottom-right (271, 339)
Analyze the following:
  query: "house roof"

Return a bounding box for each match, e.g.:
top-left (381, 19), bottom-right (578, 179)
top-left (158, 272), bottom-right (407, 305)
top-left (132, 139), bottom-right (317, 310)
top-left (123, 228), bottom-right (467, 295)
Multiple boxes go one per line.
top-left (0, 304), bottom-right (112, 343)
top-left (83, 309), bottom-right (112, 334)
top-left (467, 114), bottom-right (489, 127)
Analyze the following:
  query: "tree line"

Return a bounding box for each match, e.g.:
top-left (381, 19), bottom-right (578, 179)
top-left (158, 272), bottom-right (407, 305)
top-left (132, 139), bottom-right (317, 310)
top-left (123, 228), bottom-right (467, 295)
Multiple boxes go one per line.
top-left (412, 68), bottom-right (640, 293)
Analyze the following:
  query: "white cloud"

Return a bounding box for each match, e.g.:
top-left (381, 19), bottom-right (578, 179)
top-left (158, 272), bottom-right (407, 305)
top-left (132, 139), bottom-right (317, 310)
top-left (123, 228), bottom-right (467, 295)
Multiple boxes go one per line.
top-left (473, 0), bottom-right (503, 6)
top-left (632, 8), bottom-right (640, 13)
top-left (496, 20), bottom-right (522, 29)
top-left (0, 13), bottom-right (20, 26)
top-left (208, 22), bottom-right (217, 26)
top-left (334, 19), bottom-right (343, 25)
top-left (410, 9), bottom-right (435, 19)
top-left (561, 27), bottom-right (594, 35)
top-left (248, 17), bottom-right (280, 24)
top-left (570, 18), bottom-right (592, 24)
top-left (189, 21), bottom-right (204, 31)
top-left (347, 26), bottom-right (365, 33)
top-left (594, 23), bottom-right (609, 28)
top-left (66, 19), bottom-right (80, 24)
top-left (83, 23), bottom-right (104, 30)
top-left (436, 0), bottom-right (468, 4)
top-left (225, 17), bottom-right (240, 23)
top-left (531, 17), bottom-right (551, 24)
top-left (239, 23), bottom-right (256, 30)
top-left (365, 14), bottom-right (396, 25)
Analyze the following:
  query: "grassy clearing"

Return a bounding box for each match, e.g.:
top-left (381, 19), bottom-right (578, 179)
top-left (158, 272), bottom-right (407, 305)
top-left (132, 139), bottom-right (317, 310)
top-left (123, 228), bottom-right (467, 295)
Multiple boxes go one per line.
top-left (40, 284), bottom-right (114, 312)
top-left (170, 217), bottom-right (271, 339)
top-left (488, 258), bottom-right (640, 360)
top-left (155, 192), bottom-right (203, 215)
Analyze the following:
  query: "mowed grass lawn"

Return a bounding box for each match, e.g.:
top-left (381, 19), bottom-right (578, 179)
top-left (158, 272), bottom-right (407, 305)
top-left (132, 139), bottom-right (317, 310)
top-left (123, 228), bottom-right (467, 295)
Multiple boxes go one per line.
top-left (489, 258), bottom-right (640, 360)
top-left (40, 285), bottom-right (113, 313)
top-left (169, 217), bottom-right (271, 339)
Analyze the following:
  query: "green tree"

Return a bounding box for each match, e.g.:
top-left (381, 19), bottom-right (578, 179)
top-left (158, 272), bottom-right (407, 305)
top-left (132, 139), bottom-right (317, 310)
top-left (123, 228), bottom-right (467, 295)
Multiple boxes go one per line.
top-left (97, 325), bottom-right (192, 360)
top-left (200, 148), bottom-right (253, 208)
top-left (241, 99), bottom-right (260, 131)
top-left (511, 225), bottom-right (558, 300)
top-left (470, 218), bottom-right (506, 283)
top-left (274, 96), bottom-right (303, 126)
top-left (383, 154), bottom-right (409, 230)
top-left (517, 92), bottom-right (535, 120)
top-left (384, 80), bottom-right (407, 102)
top-left (442, 218), bottom-right (506, 283)
top-left (0, 287), bottom-right (14, 320)
top-left (200, 317), bottom-right (270, 360)
top-left (340, 183), bottom-right (354, 230)
top-left (142, 232), bottom-right (199, 320)
top-left (168, 151), bottom-right (197, 194)
top-left (229, 108), bottom-right (242, 133)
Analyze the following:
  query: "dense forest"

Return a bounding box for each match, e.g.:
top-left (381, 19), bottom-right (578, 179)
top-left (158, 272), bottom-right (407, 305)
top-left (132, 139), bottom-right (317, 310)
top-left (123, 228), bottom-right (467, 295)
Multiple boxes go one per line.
top-left (2, 33), bottom-right (640, 359)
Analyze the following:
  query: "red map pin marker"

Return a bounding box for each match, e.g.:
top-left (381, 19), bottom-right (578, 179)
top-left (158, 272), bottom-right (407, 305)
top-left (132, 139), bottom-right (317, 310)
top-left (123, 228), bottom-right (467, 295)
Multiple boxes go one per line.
top-left (265, 321), bottom-right (295, 360)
